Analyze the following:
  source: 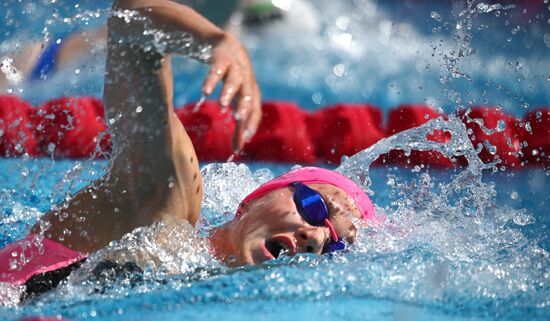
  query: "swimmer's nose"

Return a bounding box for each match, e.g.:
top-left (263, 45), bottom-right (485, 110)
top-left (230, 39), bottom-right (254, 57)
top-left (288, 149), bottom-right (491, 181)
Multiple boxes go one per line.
top-left (295, 226), bottom-right (327, 254)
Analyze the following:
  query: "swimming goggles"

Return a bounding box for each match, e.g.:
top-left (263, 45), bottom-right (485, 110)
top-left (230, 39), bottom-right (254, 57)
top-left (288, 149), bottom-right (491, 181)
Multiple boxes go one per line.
top-left (290, 182), bottom-right (346, 254)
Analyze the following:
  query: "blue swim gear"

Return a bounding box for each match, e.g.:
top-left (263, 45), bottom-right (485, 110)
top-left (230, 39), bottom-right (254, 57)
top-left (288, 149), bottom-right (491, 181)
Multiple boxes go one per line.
top-left (29, 37), bottom-right (65, 82)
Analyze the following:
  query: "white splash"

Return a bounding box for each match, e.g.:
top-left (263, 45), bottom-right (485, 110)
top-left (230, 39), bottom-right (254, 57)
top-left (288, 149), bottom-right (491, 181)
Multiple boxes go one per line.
top-left (0, 58), bottom-right (23, 84)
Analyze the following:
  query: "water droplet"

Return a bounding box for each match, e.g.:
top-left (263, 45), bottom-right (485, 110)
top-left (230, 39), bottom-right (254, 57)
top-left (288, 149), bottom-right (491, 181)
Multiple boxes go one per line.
top-left (9, 259), bottom-right (18, 271)
top-left (312, 92), bottom-right (323, 105)
top-left (430, 11), bottom-right (441, 22)
top-left (192, 96), bottom-right (206, 112)
top-left (484, 140), bottom-right (497, 155)
top-left (333, 63), bottom-right (346, 77)
top-left (335, 15), bottom-right (350, 30)
top-left (47, 143), bottom-right (56, 153)
top-left (496, 120), bottom-right (506, 132)
top-left (513, 213), bottom-right (534, 226)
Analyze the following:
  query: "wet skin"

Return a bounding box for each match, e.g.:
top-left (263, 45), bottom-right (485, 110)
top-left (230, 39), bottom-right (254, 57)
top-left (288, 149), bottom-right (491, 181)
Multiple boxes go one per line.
top-left (30, 0), bottom-right (261, 254)
top-left (210, 183), bottom-right (361, 266)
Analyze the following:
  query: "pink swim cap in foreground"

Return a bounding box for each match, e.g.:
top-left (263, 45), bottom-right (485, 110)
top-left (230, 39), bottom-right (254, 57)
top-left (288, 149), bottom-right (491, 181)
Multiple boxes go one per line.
top-left (237, 167), bottom-right (379, 222)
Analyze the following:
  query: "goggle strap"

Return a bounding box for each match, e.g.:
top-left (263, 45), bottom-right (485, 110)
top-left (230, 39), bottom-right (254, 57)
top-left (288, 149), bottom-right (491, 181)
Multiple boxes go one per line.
top-left (324, 218), bottom-right (339, 242)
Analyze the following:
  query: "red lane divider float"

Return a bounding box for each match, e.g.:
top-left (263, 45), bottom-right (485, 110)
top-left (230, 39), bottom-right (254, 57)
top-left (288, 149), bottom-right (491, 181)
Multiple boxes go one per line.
top-left (0, 96), bottom-right (37, 157)
top-left (0, 95), bottom-right (548, 168)
top-left (29, 96), bottom-right (111, 158)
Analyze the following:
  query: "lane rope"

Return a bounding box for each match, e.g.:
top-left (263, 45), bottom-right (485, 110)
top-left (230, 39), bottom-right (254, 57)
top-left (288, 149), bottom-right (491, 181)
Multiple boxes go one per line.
top-left (0, 95), bottom-right (548, 167)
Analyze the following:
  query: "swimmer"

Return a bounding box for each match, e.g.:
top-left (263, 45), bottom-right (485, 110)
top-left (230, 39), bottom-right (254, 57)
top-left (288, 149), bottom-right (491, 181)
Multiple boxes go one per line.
top-left (0, 0), bottom-right (378, 299)
top-left (0, 26), bottom-right (107, 86)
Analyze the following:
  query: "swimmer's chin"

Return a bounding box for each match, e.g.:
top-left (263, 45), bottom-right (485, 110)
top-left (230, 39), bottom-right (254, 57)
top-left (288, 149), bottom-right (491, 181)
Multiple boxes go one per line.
top-left (229, 242), bottom-right (269, 267)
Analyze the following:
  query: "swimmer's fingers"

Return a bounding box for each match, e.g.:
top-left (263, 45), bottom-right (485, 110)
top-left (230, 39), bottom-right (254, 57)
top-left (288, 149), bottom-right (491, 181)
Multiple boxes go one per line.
top-left (232, 83), bottom-right (262, 152)
top-left (205, 32), bottom-right (261, 151)
top-left (220, 65), bottom-right (244, 109)
top-left (202, 59), bottom-right (229, 96)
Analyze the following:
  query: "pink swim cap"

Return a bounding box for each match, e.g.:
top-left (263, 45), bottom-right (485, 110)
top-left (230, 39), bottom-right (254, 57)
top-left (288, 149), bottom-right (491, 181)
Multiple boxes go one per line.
top-left (236, 167), bottom-right (379, 222)
top-left (0, 235), bottom-right (86, 285)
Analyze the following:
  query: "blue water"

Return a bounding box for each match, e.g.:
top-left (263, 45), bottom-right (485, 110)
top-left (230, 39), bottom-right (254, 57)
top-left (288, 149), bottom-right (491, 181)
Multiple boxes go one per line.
top-left (1, 0), bottom-right (549, 320)
top-left (1, 158), bottom-right (548, 321)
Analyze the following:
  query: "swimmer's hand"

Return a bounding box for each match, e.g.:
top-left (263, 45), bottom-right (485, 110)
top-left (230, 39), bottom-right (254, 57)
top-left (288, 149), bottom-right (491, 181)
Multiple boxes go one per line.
top-left (202, 33), bottom-right (262, 152)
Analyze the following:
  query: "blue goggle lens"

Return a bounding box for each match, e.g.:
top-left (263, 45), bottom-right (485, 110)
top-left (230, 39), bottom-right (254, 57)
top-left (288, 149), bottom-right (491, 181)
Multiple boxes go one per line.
top-left (291, 182), bottom-right (346, 254)
top-left (291, 182), bottom-right (328, 226)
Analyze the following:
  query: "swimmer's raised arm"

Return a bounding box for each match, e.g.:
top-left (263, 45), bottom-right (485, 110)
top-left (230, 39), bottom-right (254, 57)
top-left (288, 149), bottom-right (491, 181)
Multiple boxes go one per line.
top-left (112, 0), bottom-right (262, 149)
top-left (31, 0), bottom-right (261, 254)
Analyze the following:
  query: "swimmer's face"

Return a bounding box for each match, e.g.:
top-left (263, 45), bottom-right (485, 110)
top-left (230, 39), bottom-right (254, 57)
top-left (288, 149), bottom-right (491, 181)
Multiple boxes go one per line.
top-left (224, 184), bottom-right (361, 266)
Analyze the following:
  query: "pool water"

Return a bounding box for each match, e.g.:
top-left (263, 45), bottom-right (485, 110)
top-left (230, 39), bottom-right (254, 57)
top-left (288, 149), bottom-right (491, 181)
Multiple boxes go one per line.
top-left (1, 0), bottom-right (549, 320)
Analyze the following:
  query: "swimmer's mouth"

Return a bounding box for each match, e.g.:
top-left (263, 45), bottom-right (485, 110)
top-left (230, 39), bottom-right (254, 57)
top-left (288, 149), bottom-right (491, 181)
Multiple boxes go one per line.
top-left (265, 239), bottom-right (284, 258)
top-left (264, 236), bottom-right (296, 259)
